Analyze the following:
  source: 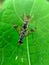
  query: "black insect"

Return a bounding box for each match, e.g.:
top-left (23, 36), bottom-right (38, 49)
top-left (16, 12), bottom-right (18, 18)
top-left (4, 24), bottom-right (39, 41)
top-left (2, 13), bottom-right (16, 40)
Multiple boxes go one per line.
top-left (18, 15), bottom-right (30, 44)
top-left (13, 13), bottom-right (36, 45)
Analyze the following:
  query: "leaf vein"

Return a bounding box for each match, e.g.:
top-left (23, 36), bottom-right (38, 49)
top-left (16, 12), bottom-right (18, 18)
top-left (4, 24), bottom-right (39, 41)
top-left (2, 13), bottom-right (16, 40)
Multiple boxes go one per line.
top-left (12, 0), bottom-right (23, 23)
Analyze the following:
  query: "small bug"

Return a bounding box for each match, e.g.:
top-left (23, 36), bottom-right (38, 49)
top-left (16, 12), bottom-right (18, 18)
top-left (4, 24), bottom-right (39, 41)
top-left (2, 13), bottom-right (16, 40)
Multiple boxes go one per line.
top-left (13, 13), bottom-right (37, 45)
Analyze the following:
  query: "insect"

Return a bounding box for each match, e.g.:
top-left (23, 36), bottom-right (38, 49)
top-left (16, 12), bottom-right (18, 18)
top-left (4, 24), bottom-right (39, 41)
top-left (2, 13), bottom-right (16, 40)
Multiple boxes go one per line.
top-left (13, 13), bottom-right (37, 45)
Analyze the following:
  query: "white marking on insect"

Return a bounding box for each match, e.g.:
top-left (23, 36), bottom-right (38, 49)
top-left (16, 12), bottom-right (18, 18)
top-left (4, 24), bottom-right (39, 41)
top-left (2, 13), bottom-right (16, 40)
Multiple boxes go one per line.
top-left (15, 56), bottom-right (18, 60)
top-left (21, 57), bottom-right (24, 62)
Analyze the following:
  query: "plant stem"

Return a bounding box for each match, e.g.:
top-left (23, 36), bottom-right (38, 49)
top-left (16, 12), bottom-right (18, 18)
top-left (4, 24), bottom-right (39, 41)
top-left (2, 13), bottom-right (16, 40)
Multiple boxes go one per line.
top-left (26, 36), bottom-right (31, 65)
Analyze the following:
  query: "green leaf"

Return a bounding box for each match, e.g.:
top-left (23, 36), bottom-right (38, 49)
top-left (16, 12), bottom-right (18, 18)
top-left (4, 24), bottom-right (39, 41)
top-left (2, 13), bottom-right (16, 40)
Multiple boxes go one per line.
top-left (0, 0), bottom-right (49, 65)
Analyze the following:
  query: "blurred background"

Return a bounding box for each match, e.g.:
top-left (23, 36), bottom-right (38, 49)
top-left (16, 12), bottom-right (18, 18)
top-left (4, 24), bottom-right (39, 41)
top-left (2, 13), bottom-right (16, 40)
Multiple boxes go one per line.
top-left (0, 0), bottom-right (4, 9)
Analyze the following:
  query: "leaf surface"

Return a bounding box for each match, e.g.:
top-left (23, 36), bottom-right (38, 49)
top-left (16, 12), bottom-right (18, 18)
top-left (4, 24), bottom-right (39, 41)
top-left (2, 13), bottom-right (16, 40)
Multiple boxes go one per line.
top-left (0, 0), bottom-right (49, 65)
